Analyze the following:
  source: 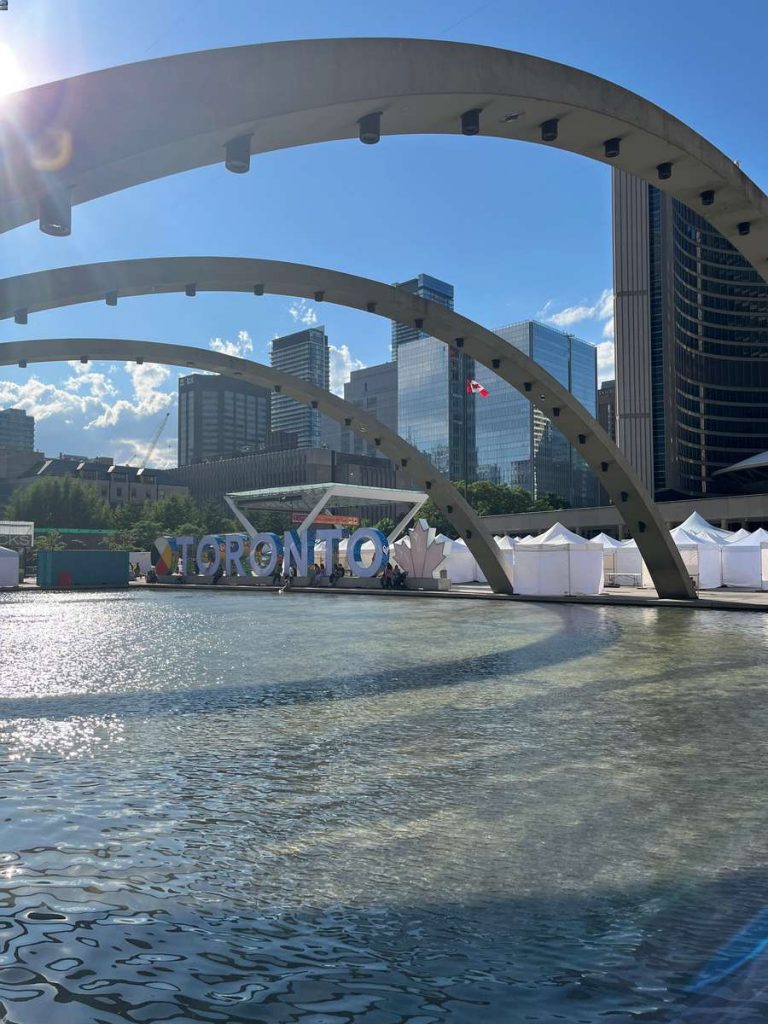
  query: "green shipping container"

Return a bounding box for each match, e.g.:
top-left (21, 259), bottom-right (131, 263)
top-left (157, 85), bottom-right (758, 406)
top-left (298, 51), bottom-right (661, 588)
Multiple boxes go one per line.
top-left (37, 550), bottom-right (129, 589)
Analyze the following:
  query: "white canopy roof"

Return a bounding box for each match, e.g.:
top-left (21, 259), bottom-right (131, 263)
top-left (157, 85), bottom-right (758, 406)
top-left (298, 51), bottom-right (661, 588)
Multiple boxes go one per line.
top-left (728, 527), bottom-right (768, 547)
top-left (670, 525), bottom-right (720, 548)
top-left (527, 522), bottom-right (601, 548)
top-left (728, 528), bottom-right (752, 543)
top-left (592, 532), bottom-right (623, 548)
top-left (678, 511), bottom-right (733, 542)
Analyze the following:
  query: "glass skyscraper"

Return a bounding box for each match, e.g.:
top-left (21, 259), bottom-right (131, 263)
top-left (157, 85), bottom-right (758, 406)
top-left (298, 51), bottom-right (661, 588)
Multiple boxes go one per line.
top-left (474, 321), bottom-right (599, 507)
top-left (391, 274), bottom-right (454, 359)
top-left (394, 275), bottom-right (476, 482)
top-left (270, 327), bottom-right (330, 448)
top-left (613, 169), bottom-right (768, 497)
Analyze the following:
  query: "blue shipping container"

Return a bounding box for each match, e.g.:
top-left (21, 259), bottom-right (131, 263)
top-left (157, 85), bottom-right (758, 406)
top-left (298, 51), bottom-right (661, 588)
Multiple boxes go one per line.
top-left (37, 550), bottom-right (129, 588)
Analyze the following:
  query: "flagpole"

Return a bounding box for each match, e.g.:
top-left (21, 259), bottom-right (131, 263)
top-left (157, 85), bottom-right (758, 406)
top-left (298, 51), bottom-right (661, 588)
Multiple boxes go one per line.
top-left (463, 369), bottom-right (469, 502)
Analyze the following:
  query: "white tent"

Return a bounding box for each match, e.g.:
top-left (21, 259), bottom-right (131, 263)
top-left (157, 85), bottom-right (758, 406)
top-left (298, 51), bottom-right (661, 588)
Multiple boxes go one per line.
top-left (670, 526), bottom-right (723, 590)
top-left (727, 528), bottom-right (752, 543)
top-left (721, 528), bottom-right (768, 590)
top-left (613, 540), bottom-right (653, 588)
top-left (441, 536), bottom-right (478, 583)
top-left (513, 522), bottom-right (603, 596)
top-left (592, 533), bottom-right (623, 584)
top-left (0, 546), bottom-right (20, 588)
top-left (678, 511), bottom-right (733, 544)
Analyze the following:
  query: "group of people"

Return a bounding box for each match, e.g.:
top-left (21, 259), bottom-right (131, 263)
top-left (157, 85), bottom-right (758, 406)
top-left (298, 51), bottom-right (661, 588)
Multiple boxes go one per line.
top-left (379, 563), bottom-right (408, 589)
top-left (269, 556), bottom-right (347, 590)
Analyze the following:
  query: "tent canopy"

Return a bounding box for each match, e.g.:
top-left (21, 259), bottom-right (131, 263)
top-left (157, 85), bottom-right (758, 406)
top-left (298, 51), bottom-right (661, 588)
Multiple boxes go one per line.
top-left (592, 532), bottom-right (623, 548)
top-left (728, 528), bottom-right (768, 547)
top-left (678, 511), bottom-right (733, 542)
top-left (526, 522), bottom-right (601, 548)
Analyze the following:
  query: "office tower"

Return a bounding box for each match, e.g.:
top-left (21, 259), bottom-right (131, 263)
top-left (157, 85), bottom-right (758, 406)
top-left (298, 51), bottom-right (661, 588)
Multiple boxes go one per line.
top-left (474, 321), bottom-right (599, 507)
top-left (0, 408), bottom-right (34, 450)
top-left (394, 274), bottom-right (475, 480)
top-left (391, 274), bottom-right (454, 359)
top-left (177, 374), bottom-right (271, 466)
top-left (613, 168), bottom-right (768, 497)
top-left (341, 361), bottom-right (397, 457)
top-left (270, 327), bottom-right (330, 448)
top-left (597, 379), bottom-right (616, 442)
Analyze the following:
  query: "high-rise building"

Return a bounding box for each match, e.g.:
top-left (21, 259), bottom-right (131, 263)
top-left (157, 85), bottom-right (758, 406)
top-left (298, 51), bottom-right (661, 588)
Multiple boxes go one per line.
top-left (597, 379), bottom-right (616, 442)
top-left (270, 327), bottom-right (330, 448)
top-left (474, 321), bottom-right (599, 507)
top-left (177, 374), bottom-right (271, 466)
top-left (394, 275), bottom-right (475, 480)
top-left (0, 408), bottom-right (34, 450)
top-left (391, 274), bottom-right (454, 359)
top-left (339, 361), bottom-right (397, 458)
top-left (613, 168), bottom-right (768, 498)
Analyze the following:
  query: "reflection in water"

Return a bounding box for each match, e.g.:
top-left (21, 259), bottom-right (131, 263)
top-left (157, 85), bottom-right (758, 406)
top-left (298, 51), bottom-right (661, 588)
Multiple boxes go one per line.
top-left (1, 590), bottom-right (768, 1021)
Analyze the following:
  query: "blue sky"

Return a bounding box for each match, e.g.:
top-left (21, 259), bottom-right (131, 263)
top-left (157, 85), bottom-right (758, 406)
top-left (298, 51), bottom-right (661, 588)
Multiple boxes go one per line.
top-left (1, 0), bottom-right (767, 466)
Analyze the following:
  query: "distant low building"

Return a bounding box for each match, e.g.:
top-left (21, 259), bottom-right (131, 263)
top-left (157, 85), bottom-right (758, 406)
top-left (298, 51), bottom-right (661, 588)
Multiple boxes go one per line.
top-left (165, 445), bottom-right (405, 508)
top-left (13, 455), bottom-right (189, 506)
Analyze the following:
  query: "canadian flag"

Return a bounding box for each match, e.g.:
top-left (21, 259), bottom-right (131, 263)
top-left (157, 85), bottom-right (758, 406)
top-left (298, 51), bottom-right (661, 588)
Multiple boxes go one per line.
top-left (466, 378), bottom-right (489, 397)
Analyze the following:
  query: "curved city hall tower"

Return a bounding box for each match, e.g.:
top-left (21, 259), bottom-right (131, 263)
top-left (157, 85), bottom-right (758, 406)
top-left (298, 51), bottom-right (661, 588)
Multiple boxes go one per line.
top-left (614, 168), bottom-right (768, 498)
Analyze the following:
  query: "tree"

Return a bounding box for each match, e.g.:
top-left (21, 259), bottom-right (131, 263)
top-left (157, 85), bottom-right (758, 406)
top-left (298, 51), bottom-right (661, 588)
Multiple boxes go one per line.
top-left (372, 516), bottom-right (395, 537)
top-left (6, 478), bottom-right (113, 529)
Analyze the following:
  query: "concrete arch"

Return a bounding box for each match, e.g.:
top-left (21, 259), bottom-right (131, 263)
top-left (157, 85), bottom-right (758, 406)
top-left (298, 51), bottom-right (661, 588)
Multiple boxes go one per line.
top-left (0, 336), bottom-right (515, 595)
top-left (1, 39), bottom-right (767, 280)
top-left (0, 257), bottom-right (696, 599)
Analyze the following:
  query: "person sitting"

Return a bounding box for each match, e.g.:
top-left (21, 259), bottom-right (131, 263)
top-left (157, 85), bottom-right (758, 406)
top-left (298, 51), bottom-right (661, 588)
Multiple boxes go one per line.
top-left (393, 566), bottom-right (408, 590)
top-left (271, 555), bottom-right (283, 586)
top-left (212, 563), bottom-right (225, 585)
top-left (329, 562), bottom-right (344, 587)
top-left (381, 563), bottom-right (394, 589)
top-left (280, 564), bottom-right (297, 591)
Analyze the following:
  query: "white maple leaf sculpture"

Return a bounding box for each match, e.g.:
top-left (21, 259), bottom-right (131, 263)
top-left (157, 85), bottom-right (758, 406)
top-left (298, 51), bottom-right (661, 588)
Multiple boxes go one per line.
top-left (393, 519), bottom-right (451, 578)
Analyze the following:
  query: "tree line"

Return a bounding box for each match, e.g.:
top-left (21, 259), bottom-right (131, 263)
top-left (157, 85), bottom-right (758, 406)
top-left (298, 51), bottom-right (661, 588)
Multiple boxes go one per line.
top-left (5, 476), bottom-right (568, 549)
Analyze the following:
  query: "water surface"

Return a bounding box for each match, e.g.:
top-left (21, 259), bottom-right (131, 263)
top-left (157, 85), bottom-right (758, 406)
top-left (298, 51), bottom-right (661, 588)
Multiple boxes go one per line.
top-left (1, 589), bottom-right (768, 1022)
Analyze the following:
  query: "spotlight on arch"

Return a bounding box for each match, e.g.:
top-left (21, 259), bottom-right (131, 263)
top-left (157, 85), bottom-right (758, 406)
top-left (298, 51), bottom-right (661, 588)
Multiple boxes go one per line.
top-left (540, 118), bottom-right (559, 142)
top-left (460, 108), bottom-right (481, 136)
top-left (657, 162), bottom-right (672, 180)
top-left (224, 134), bottom-right (253, 173)
top-left (358, 112), bottom-right (382, 145)
top-left (39, 187), bottom-right (72, 236)
top-left (701, 189), bottom-right (715, 206)
top-left (604, 137), bottom-right (621, 159)
top-left (738, 221), bottom-right (751, 236)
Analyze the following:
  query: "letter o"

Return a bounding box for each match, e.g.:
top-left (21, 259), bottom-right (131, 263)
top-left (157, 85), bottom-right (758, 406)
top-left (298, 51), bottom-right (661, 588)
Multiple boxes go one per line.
top-left (347, 527), bottom-right (389, 578)
top-left (196, 535), bottom-right (221, 576)
top-left (248, 532), bottom-right (283, 576)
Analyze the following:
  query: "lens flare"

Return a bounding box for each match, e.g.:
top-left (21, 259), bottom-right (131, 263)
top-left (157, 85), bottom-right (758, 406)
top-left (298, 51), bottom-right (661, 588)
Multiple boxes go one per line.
top-left (0, 43), bottom-right (28, 98)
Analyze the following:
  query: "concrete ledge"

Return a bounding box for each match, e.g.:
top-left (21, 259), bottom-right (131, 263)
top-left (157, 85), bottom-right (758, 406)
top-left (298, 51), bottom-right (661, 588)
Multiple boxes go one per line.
top-left (155, 574), bottom-right (451, 592)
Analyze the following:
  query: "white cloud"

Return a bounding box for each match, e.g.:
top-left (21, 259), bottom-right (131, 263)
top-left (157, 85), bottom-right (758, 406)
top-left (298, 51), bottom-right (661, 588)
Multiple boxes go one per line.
top-left (85, 363), bottom-right (175, 428)
top-left (545, 288), bottom-right (614, 329)
top-left (595, 340), bottom-right (615, 382)
top-left (288, 299), bottom-right (318, 326)
top-left (544, 288), bottom-right (615, 382)
top-left (208, 329), bottom-right (254, 358)
top-left (114, 436), bottom-right (178, 469)
top-left (0, 361), bottom-right (176, 432)
top-left (329, 344), bottom-right (365, 396)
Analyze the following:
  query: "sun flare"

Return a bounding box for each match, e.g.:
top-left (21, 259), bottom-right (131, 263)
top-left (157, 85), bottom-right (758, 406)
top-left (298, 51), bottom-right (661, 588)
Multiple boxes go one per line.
top-left (0, 42), bottom-right (28, 98)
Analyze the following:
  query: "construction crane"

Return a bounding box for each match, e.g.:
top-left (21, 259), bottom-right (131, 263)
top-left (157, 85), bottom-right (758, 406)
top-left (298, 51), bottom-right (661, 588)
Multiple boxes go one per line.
top-left (138, 411), bottom-right (171, 472)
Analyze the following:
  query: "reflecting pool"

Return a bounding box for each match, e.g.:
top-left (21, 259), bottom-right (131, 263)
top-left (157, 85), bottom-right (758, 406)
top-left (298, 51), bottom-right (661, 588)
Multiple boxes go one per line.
top-left (1, 589), bottom-right (768, 1022)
